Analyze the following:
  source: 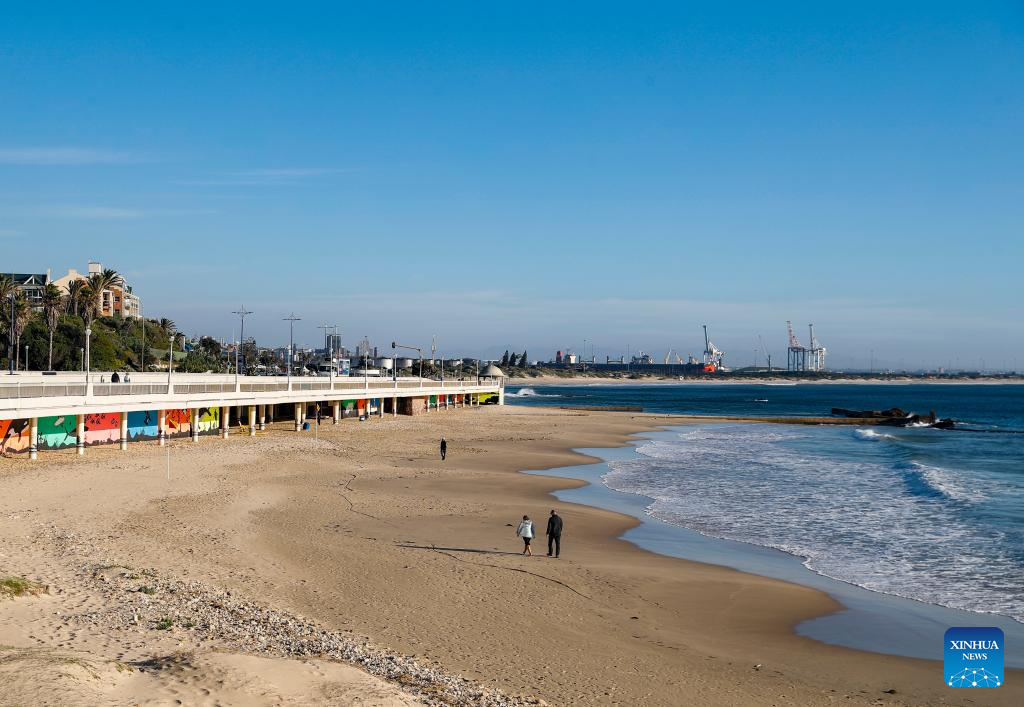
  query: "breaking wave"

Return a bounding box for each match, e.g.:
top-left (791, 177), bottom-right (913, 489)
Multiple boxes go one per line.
top-left (603, 424), bottom-right (1023, 623)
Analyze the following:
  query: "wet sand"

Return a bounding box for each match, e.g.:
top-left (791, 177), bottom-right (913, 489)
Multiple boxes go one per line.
top-left (1, 405), bottom-right (1020, 705)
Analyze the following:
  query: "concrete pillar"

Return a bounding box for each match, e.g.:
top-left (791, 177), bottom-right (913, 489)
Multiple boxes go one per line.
top-left (379, 399), bottom-right (384, 418)
top-left (332, 401), bottom-right (340, 424)
top-left (158, 409), bottom-right (166, 447)
top-left (221, 406), bottom-right (230, 438)
top-left (392, 395), bottom-right (398, 417)
top-left (258, 404), bottom-right (266, 431)
top-left (267, 404), bottom-right (274, 425)
top-left (191, 409), bottom-right (200, 442)
top-left (77, 415), bottom-right (85, 455)
top-left (119, 411), bottom-right (128, 451)
top-left (29, 417), bottom-right (38, 461)
top-left (498, 387), bottom-right (505, 406)
top-left (294, 402), bottom-right (304, 431)
top-left (249, 405), bottom-right (257, 437)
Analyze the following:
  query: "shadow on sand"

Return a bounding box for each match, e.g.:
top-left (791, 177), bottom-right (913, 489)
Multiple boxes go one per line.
top-left (396, 543), bottom-right (523, 557)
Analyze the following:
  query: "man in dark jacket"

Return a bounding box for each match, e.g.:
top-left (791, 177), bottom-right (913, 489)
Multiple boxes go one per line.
top-left (440, 437), bottom-right (447, 461)
top-left (546, 509), bottom-right (563, 558)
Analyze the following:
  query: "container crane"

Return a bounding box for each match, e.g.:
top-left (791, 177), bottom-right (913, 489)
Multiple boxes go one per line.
top-left (702, 325), bottom-right (725, 372)
top-left (787, 320), bottom-right (807, 371)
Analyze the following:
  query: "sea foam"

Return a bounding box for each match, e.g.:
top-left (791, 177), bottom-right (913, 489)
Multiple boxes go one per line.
top-left (603, 424), bottom-right (1023, 623)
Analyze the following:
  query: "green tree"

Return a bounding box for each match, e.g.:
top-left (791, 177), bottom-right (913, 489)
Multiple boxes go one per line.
top-left (83, 269), bottom-right (123, 327)
top-left (0, 275), bottom-right (12, 368)
top-left (197, 336), bottom-right (222, 359)
top-left (520, 350), bottom-right (528, 368)
top-left (180, 349), bottom-right (219, 373)
top-left (240, 337), bottom-right (258, 372)
top-left (500, 350), bottom-right (510, 367)
top-left (65, 279), bottom-right (87, 316)
top-left (12, 293), bottom-right (30, 370)
top-left (508, 352), bottom-right (518, 367)
top-left (42, 283), bottom-right (63, 371)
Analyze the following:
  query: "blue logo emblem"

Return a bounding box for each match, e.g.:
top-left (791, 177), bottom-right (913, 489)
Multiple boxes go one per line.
top-left (944, 627), bottom-right (1003, 687)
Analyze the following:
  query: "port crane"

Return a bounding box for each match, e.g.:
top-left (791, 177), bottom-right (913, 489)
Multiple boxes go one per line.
top-left (787, 320), bottom-right (806, 371)
top-left (787, 321), bottom-right (827, 372)
top-left (702, 325), bottom-right (725, 372)
top-left (807, 324), bottom-right (827, 372)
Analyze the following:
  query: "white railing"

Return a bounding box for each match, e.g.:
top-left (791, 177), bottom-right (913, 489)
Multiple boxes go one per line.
top-left (0, 383), bottom-right (88, 399)
top-left (0, 377), bottom-right (499, 401)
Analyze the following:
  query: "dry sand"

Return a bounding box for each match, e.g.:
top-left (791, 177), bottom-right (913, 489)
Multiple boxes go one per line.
top-left (1, 405), bottom-right (1020, 706)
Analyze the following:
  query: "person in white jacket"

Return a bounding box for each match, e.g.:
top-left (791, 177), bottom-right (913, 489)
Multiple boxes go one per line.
top-left (516, 515), bottom-right (535, 556)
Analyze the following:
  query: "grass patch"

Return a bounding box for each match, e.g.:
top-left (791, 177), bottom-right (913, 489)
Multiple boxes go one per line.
top-left (0, 576), bottom-right (48, 599)
top-left (155, 617), bottom-right (174, 631)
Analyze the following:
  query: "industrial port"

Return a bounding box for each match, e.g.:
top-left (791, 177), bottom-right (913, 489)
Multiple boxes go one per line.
top-left (546, 322), bottom-right (828, 376)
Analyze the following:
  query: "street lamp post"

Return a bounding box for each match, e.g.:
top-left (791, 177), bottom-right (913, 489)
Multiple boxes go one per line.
top-left (232, 306), bottom-right (253, 384)
top-left (167, 331), bottom-right (175, 392)
top-left (283, 313), bottom-right (301, 387)
top-left (391, 342), bottom-right (423, 387)
top-left (85, 326), bottom-right (92, 385)
top-left (24, 344), bottom-right (28, 372)
top-left (6, 275), bottom-right (13, 375)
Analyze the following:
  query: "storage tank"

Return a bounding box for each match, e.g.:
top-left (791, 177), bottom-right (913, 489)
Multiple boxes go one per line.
top-left (397, 358), bottom-right (414, 370)
top-left (375, 357), bottom-right (394, 371)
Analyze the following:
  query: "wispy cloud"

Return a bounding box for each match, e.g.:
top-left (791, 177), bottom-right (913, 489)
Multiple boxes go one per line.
top-left (227, 168), bottom-right (347, 179)
top-left (0, 147), bottom-right (135, 165)
top-left (46, 205), bottom-right (146, 220)
top-left (178, 166), bottom-right (351, 187)
top-left (28, 205), bottom-right (216, 220)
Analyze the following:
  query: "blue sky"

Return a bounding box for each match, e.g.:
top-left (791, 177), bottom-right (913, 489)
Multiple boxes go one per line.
top-left (2, 2), bottom-right (1022, 370)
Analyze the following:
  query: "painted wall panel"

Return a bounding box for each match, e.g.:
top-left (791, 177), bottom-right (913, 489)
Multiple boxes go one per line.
top-left (128, 410), bottom-right (159, 441)
top-left (341, 400), bottom-right (358, 419)
top-left (165, 409), bottom-right (191, 437)
top-left (0, 418), bottom-right (31, 454)
top-left (83, 412), bottom-right (119, 446)
top-left (369, 398), bottom-right (380, 414)
top-left (196, 407), bottom-right (220, 434)
top-left (38, 415), bottom-right (77, 450)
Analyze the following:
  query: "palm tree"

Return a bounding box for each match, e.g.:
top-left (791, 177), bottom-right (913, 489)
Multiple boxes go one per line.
top-left (12, 292), bottom-right (29, 370)
top-left (82, 269), bottom-right (123, 327)
top-left (0, 275), bottom-right (13, 367)
top-left (65, 279), bottom-right (86, 316)
top-left (159, 317), bottom-right (176, 334)
top-left (42, 283), bottom-right (63, 371)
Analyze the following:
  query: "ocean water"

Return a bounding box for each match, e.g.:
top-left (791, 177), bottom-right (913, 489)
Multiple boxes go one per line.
top-left (509, 383), bottom-right (1024, 625)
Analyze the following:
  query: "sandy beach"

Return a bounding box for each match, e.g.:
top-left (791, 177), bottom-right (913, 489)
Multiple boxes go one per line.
top-left (1, 406), bottom-right (1020, 706)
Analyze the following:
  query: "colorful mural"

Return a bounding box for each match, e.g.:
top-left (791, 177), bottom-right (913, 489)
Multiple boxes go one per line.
top-left (341, 400), bottom-right (358, 419)
top-left (83, 412), bottom-right (119, 446)
top-left (0, 418), bottom-right (31, 454)
top-left (165, 409), bottom-right (191, 438)
top-left (38, 415), bottom-right (77, 450)
top-left (196, 407), bottom-right (220, 434)
top-left (128, 410), bottom-right (159, 441)
top-left (429, 394), bottom-right (438, 409)
top-left (368, 398), bottom-right (380, 414)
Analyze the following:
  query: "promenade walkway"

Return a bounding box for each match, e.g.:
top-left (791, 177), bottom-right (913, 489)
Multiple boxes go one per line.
top-left (0, 372), bottom-right (503, 459)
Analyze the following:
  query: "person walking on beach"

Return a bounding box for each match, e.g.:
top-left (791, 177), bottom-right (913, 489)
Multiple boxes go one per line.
top-left (440, 437), bottom-right (447, 461)
top-left (546, 509), bottom-right (563, 558)
top-left (516, 515), bottom-right (534, 556)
